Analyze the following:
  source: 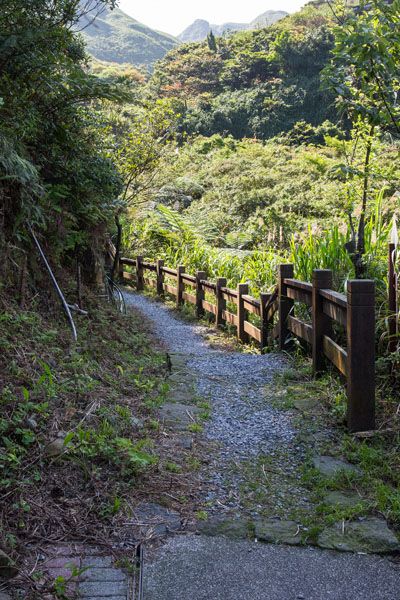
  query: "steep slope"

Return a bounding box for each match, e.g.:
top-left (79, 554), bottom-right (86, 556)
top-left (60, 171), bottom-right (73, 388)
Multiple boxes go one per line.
top-left (80, 6), bottom-right (178, 69)
top-left (178, 10), bottom-right (288, 42)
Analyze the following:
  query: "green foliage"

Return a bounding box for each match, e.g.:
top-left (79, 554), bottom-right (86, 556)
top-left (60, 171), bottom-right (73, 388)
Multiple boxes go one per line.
top-left (0, 0), bottom-right (126, 263)
top-left (325, 0), bottom-right (400, 136)
top-left (152, 5), bottom-right (337, 140)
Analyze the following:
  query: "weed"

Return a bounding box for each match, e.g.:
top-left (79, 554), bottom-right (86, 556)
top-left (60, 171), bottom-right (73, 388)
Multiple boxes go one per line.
top-left (188, 423), bottom-right (203, 433)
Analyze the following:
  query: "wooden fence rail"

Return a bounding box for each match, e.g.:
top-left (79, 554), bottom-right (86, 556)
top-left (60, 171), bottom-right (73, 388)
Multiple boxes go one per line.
top-left (119, 256), bottom-right (375, 432)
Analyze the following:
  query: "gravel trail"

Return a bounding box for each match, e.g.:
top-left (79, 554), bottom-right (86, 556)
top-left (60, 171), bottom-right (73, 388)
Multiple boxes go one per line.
top-left (124, 291), bottom-right (297, 509)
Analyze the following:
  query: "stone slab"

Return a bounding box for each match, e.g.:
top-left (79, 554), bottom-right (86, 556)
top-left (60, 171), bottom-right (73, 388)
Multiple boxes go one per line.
top-left (79, 580), bottom-right (127, 597)
top-left (318, 517), bottom-right (400, 554)
top-left (313, 456), bottom-right (362, 478)
top-left (255, 519), bottom-right (302, 546)
top-left (158, 403), bottom-right (201, 431)
top-left (134, 502), bottom-right (182, 536)
top-left (197, 517), bottom-right (251, 539)
top-left (81, 567), bottom-right (126, 582)
top-left (324, 490), bottom-right (365, 508)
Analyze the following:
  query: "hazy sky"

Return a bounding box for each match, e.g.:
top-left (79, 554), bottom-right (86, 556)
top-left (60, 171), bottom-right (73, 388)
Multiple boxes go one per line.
top-left (118, 0), bottom-right (306, 36)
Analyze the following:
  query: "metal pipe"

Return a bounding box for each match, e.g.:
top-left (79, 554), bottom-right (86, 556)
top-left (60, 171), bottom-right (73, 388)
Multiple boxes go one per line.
top-left (28, 224), bottom-right (78, 342)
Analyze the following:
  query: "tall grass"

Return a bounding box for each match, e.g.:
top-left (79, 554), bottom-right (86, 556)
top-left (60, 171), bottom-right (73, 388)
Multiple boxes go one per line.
top-left (124, 193), bottom-right (392, 299)
top-left (289, 225), bottom-right (354, 291)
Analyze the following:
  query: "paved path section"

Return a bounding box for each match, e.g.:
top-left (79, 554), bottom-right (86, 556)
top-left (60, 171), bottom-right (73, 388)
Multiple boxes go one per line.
top-left (143, 535), bottom-right (400, 600)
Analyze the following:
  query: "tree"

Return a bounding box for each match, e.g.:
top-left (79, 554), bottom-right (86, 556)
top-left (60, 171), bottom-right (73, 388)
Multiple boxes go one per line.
top-left (207, 30), bottom-right (218, 53)
top-left (324, 0), bottom-right (400, 275)
top-left (104, 99), bottom-right (180, 278)
top-left (0, 0), bottom-right (125, 284)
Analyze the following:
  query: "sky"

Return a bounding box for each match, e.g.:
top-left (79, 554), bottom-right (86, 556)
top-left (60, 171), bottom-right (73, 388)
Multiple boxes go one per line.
top-left (118, 0), bottom-right (306, 36)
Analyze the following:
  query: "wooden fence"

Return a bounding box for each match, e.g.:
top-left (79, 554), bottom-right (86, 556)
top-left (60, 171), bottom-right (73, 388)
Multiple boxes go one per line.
top-left (119, 256), bottom-right (375, 433)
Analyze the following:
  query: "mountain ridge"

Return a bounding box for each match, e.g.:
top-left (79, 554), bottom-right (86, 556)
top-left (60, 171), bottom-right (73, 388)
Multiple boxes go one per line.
top-left (80, 6), bottom-right (178, 70)
top-left (178, 10), bottom-right (289, 43)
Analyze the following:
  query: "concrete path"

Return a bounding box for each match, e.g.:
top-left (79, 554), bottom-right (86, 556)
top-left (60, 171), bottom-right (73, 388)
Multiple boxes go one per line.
top-left (143, 535), bottom-right (400, 600)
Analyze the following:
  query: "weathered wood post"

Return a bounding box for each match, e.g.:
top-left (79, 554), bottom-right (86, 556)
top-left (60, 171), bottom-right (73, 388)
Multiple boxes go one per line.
top-left (260, 292), bottom-right (270, 351)
top-left (196, 271), bottom-right (206, 318)
top-left (388, 243), bottom-right (397, 353)
top-left (118, 258), bottom-right (124, 282)
top-left (216, 277), bottom-right (227, 326)
top-left (278, 264), bottom-right (294, 350)
top-left (136, 256), bottom-right (144, 291)
top-left (312, 269), bottom-right (333, 374)
top-left (156, 259), bottom-right (164, 297)
top-left (176, 265), bottom-right (185, 308)
top-left (237, 283), bottom-right (249, 343)
top-left (347, 279), bottom-right (375, 432)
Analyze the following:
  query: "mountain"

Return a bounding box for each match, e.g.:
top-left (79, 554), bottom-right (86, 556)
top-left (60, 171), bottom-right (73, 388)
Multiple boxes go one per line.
top-left (178, 10), bottom-right (288, 43)
top-left (80, 6), bottom-right (178, 69)
top-left (250, 10), bottom-right (290, 28)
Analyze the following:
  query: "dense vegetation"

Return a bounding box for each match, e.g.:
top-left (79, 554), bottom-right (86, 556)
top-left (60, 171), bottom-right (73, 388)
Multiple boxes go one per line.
top-left (153, 4), bottom-right (338, 139)
top-left (0, 0), bottom-right (128, 292)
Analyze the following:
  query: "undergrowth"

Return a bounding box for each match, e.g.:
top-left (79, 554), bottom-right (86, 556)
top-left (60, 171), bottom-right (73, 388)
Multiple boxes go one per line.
top-left (0, 288), bottom-right (198, 598)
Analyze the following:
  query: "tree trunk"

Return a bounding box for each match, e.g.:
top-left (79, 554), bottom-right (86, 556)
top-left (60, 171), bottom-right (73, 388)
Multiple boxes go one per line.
top-left (355, 125), bottom-right (375, 277)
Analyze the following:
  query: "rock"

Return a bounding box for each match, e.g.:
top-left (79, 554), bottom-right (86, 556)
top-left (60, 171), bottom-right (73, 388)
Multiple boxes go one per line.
top-left (312, 456), bottom-right (362, 478)
top-left (254, 519), bottom-right (302, 546)
top-left (0, 593), bottom-right (12, 600)
top-left (0, 550), bottom-right (18, 580)
top-left (158, 403), bottom-right (201, 431)
top-left (167, 386), bottom-right (197, 405)
top-left (45, 437), bottom-right (66, 457)
top-left (178, 436), bottom-right (193, 450)
top-left (167, 353), bottom-right (188, 369)
top-left (324, 490), bottom-right (365, 508)
top-left (130, 416), bottom-right (144, 429)
top-left (317, 517), bottom-right (400, 553)
top-left (197, 517), bottom-right (251, 540)
top-left (168, 372), bottom-right (195, 386)
top-left (134, 502), bottom-right (182, 537)
top-left (293, 397), bottom-right (319, 412)
top-left (25, 416), bottom-right (38, 430)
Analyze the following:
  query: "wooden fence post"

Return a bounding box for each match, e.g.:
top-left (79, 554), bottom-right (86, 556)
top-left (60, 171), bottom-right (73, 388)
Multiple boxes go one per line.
top-left (237, 283), bottom-right (249, 343)
top-left (278, 264), bottom-right (294, 350)
top-left (118, 259), bottom-right (123, 282)
top-left (196, 271), bottom-right (206, 318)
top-left (156, 259), bottom-right (164, 297)
top-left (312, 269), bottom-right (333, 374)
top-left (388, 243), bottom-right (397, 353)
top-left (347, 280), bottom-right (375, 432)
top-left (136, 256), bottom-right (144, 291)
top-left (176, 265), bottom-right (185, 308)
top-left (216, 277), bottom-right (227, 326)
top-left (260, 292), bottom-right (270, 351)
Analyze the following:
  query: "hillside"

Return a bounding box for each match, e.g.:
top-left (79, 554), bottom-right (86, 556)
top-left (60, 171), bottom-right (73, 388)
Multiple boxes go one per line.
top-left (153, 4), bottom-right (337, 140)
top-left (80, 6), bottom-right (178, 69)
top-left (178, 10), bottom-right (288, 42)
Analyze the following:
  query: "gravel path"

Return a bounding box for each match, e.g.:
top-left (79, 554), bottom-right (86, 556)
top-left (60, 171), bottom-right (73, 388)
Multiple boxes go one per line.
top-left (124, 291), bottom-right (296, 511)
top-left (124, 291), bottom-right (293, 454)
